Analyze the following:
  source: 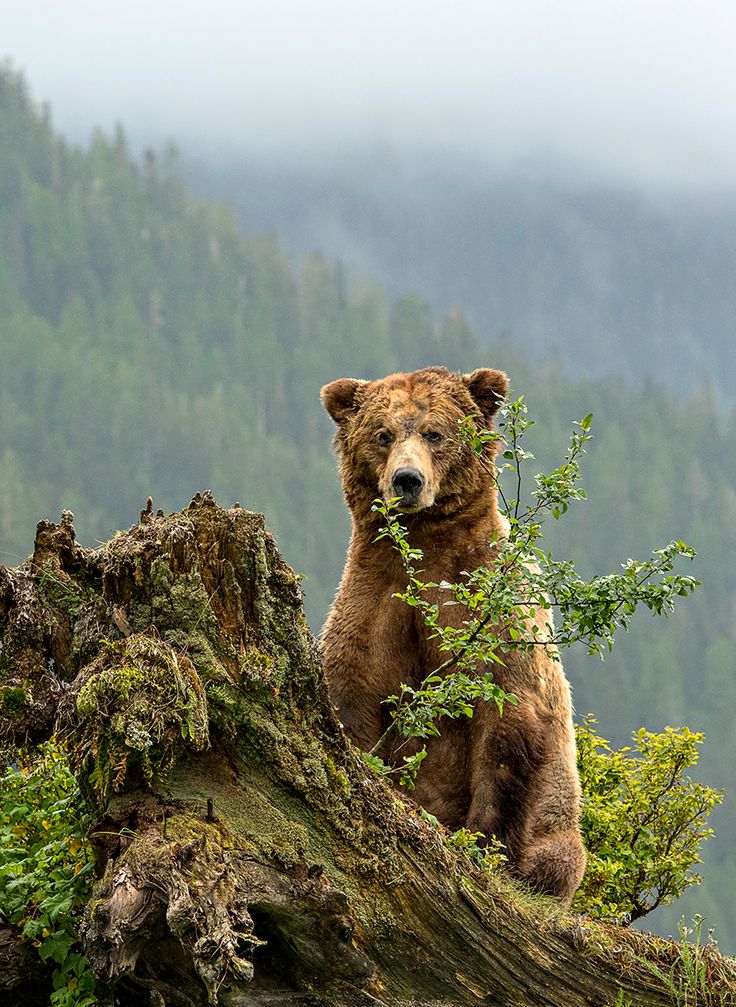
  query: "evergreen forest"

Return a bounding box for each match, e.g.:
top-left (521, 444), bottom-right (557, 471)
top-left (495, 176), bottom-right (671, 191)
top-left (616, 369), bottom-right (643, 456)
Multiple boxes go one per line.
top-left (185, 149), bottom-right (736, 401)
top-left (1, 64), bottom-right (735, 951)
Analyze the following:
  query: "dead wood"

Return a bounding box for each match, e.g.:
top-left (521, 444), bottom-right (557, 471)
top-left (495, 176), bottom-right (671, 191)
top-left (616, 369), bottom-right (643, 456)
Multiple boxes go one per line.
top-left (1, 493), bottom-right (735, 1006)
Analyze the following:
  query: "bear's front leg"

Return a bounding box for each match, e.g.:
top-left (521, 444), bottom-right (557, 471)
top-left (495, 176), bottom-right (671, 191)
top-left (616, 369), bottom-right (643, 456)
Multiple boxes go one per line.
top-left (327, 674), bottom-right (391, 753)
top-left (464, 705), bottom-right (537, 859)
top-left (512, 752), bottom-right (586, 905)
top-left (464, 702), bottom-right (586, 904)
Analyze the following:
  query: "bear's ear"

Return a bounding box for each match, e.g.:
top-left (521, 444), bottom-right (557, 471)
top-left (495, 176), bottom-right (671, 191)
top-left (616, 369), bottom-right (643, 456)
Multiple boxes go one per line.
top-left (462, 368), bottom-right (509, 424)
top-left (320, 378), bottom-right (367, 425)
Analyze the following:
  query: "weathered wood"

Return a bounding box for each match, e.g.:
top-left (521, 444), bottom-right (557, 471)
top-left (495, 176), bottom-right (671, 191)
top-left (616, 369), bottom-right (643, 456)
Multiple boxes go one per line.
top-left (0, 927), bottom-right (51, 1006)
top-left (1, 494), bottom-right (735, 1006)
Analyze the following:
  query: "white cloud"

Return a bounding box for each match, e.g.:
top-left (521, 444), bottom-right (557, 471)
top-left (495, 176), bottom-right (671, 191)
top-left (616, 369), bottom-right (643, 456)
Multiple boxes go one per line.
top-left (4, 0), bottom-right (736, 187)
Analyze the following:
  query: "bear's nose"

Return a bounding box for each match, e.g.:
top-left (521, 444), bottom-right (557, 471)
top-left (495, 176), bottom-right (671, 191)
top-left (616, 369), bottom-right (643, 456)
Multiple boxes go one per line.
top-left (392, 467), bottom-right (425, 500)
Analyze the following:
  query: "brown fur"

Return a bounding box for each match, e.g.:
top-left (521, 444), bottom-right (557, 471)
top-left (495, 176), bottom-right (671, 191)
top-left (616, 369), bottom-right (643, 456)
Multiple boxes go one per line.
top-left (320, 366), bottom-right (585, 903)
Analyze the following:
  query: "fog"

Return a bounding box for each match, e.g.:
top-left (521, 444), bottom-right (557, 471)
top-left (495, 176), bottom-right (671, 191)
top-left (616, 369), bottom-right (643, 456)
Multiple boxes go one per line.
top-left (5, 0), bottom-right (736, 190)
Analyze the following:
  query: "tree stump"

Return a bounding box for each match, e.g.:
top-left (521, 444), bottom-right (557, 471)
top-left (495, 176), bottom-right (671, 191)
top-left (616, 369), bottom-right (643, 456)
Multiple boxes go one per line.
top-left (1, 493), bottom-right (735, 1006)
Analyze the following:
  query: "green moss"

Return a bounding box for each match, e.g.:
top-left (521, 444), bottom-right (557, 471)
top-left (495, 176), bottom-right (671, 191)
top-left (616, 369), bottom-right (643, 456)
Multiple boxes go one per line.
top-left (239, 650), bottom-right (272, 681)
top-left (165, 762), bottom-right (319, 871)
top-left (127, 599), bottom-right (155, 634)
top-left (248, 528), bottom-right (303, 651)
top-left (37, 561), bottom-right (87, 618)
top-left (1, 685), bottom-right (29, 717)
top-left (149, 558), bottom-right (215, 632)
top-left (165, 629), bottom-right (226, 681)
top-left (87, 898), bottom-right (109, 925)
top-left (220, 688), bottom-right (373, 858)
top-left (73, 635), bottom-right (209, 806)
top-left (139, 556), bottom-right (242, 684)
top-left (299, 756), bottom-right (331, 790)
top-left (323, 756), bottom-right (352, 798)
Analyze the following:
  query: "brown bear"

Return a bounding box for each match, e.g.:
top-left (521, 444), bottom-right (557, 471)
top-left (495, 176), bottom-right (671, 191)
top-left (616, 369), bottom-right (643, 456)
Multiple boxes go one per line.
top-left (320, 366), bottom-right (585, 904)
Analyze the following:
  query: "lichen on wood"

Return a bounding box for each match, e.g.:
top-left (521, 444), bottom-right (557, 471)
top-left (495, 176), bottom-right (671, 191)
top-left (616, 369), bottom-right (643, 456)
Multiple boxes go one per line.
top-left (1, 493), bottom-right (735, 1007)
top-left (65, 633), bottom-right (209, 806)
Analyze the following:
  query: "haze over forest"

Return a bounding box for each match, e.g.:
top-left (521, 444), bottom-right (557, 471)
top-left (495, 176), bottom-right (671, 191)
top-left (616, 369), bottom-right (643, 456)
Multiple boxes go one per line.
top-left (2, 0), bottom-right (736, 959)
top-left (7, 0), bottom-right (736, 189)
top-left (7, 1), bottom-right (736, 402)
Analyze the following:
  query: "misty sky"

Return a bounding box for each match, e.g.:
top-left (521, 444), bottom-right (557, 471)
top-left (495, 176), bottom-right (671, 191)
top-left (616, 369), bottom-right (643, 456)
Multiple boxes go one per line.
top-left (4, 0), bottom-right (736, 189)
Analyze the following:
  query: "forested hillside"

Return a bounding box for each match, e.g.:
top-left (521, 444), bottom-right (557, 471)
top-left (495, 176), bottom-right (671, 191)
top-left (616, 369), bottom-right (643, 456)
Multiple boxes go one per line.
top-left (0, 63), bottom-right (477, 611)
top-left (185, 151), bottom-right (736, 401)
top-left (1, 64), bottom-right (735, 949)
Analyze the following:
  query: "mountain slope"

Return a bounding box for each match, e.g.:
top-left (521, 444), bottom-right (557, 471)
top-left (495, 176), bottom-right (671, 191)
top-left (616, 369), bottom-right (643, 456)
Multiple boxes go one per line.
top-left (1, 65), bottom-right (735, 950)
top-left (183, 150), bottom-right (736, 401)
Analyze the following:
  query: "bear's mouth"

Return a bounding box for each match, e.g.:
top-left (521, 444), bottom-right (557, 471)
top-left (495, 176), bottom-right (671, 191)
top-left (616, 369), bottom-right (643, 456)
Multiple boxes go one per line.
top-left (382, 491), bottom-right (435, 514)
top-left (395, 502), bottom-right (425, 514)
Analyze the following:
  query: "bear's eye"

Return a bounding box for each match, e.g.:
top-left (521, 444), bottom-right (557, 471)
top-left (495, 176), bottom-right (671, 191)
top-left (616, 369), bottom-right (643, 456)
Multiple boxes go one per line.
top-left (424, 430), bottom-right (443, 444)
top-left (376, 430), bottom-right (393, 447)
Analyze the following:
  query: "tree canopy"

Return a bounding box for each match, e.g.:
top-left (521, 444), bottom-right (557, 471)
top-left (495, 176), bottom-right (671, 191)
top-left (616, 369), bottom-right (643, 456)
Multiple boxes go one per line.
top-left (1, 63), bottom-right (735, 950)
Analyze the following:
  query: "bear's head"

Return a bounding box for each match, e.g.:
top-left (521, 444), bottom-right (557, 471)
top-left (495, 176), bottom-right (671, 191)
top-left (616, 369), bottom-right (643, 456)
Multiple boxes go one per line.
top-left (321, 366), bottom-right (508, 520)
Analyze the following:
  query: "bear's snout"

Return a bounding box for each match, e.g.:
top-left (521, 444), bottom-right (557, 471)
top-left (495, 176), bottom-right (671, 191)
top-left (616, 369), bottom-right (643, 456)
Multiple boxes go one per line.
top-left (392, 466), bottom-right (425, 503)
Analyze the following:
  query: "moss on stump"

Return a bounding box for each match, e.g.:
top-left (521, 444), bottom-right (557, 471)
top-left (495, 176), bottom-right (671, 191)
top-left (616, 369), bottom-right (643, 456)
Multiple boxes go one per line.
top-left (0, 493), bottom-right (735, 1007)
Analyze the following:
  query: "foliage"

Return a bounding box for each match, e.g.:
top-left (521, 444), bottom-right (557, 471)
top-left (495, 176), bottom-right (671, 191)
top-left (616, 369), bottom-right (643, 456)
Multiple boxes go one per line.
top-left (0, 738), bottom-right (96, 1006)
top-left (368, 400), bottom-right (698, 791)
top-left (1, 63), bottom-right (734, 945)
top-left (613, 993), bottom-right (633, 1007)
top-left (445, 827), bottom-right (508, 872)
top-left (576, 718), bottom-right (723, 922)
top-left (457, 401), bottom-right (697, 655)
top-left (635, 915), bottom-right (734, 1007)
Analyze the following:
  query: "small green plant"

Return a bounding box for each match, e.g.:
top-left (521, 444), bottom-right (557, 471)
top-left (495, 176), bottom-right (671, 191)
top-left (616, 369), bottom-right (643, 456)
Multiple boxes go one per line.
top-left (613, 992), bottom-right (634, 1007)
top-left (368, 398), bottom-right (698, 788)
top-left (0, 738), bottom-right (96, 1006)
top-left (636, 915), bottom-right (731, 1006)
top-left (575, 718), bottom-right (723, 922)
top-left (362, 396), bottom-right (719, 925)
top-left (446, 827), bottom-right (508, 872)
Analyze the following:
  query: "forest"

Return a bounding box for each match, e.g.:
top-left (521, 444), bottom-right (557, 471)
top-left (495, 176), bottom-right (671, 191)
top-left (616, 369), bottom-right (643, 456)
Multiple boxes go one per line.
top-left (185, 147), bottom-right (736, 401)
top-left (1, 62), bottom-right (735, 955)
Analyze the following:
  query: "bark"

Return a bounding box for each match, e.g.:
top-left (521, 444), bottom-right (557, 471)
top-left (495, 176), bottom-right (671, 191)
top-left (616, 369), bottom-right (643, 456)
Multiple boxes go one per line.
top-left (1, 493), bottom-right (735, 1007)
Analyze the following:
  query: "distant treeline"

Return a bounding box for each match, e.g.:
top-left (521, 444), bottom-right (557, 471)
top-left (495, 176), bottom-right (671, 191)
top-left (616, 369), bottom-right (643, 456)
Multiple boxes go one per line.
top-left (1, 64), bottom-right (735, 949)
top-left (183, 150), bottom-right (736, 403)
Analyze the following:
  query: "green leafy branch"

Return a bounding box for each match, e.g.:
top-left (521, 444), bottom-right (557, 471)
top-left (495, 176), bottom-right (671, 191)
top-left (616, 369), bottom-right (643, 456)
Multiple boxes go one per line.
top-left (367, 397), bottom-right (699, 795)
top-left (366, 395), bottom-right (719, 927)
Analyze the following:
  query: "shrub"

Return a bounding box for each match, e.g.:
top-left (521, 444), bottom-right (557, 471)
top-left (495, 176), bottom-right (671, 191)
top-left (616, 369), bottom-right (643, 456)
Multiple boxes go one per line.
top-left (0, 738), bottom-right (96, 1006)
top-left (575, 716), bottom-right (723, 921)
